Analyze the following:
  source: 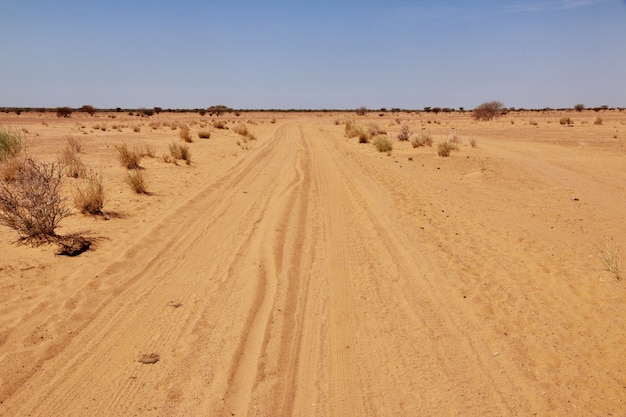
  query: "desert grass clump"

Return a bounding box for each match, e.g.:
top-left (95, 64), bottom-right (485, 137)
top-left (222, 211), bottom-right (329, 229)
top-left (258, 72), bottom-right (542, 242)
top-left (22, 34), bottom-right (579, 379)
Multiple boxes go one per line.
top-left (469, 137), bottom-right (478, 148)
top-left (0, 126), bottom-right (25, 161)
top-left (0, 157), bottom-right (27, 182)
top-left (133, 125), bottom-right (141, 133)
top-left (198, 130), bottom-right (211, 139)
top-left (232, 123), bottom-right (250, 136)
top-left (60, 138), bottom-right (86, 178)
top-left (366, 123), bottom-right (386, 137)
top-left (115, 143), bottom-right (142, 169)
top-left (600, 238), bottom-right (621, 280)
top-left (344, 120), bottom-right (360, 138)
top-left (169, 143), bottom-right (191, 164)
top-left (0, 158), bottom-right (70, 243)
top-left (448, 131), bottom-right (461, 145)
top-left (372, 135), bottom-right (393, 153)
top-left (213, 120), bottom-right (227, 129)
top-left (437, 141), bottom-right (453, 157)
top-left (559, 117), bottom-right (573, 125)
top-left (140, 142), bottom-right (156, 158)
top-left (411, 130), bottom-right (433, 148)
top-left (73, 169), bottom-right (106, 216)
top-left (397, 124), bottom-right (411, 141)
top-left (125, 170), bottom-right (148, 194)
top-left (179, 125), bottom-right (193, 142)
top-left (593, 116), bottom-right (603, 125)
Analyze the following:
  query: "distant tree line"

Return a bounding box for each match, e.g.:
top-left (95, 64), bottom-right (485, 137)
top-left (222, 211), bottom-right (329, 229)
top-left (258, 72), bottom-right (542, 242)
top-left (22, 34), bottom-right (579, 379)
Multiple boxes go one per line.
top-left (0, 104), bottom-right (620, 117)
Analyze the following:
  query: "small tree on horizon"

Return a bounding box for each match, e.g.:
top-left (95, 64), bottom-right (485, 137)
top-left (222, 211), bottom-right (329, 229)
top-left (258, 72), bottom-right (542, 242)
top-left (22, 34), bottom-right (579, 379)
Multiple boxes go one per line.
top-left (356, 106), bottom-right (367, 116)
top-left (574, 104), bottom-right (585, 112)
top-left (472, 101), bottom-right (505, 121)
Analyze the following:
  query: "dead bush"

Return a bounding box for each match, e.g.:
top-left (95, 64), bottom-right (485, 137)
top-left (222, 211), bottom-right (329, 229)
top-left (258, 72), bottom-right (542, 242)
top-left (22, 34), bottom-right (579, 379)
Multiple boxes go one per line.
top-left (0, 158), bottom-right (70, 242)
top-left (397, 124), bottom-right (411, 141)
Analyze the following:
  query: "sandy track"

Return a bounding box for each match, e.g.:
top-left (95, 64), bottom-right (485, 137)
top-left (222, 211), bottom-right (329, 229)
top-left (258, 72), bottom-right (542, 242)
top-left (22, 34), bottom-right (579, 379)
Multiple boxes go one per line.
top-left (1, 117), bottom-right (625, 416)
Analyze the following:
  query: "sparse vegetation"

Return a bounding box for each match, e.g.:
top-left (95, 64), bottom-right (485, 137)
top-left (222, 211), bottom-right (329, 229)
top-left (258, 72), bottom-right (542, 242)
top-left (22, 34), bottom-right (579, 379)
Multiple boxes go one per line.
top-left (560, 117), bottom-right (572, 125)
top-left (397, 124), bottom-right (411, 141)
top-left (0, 158), bottom-right (70, 243)
top-left (469, 137), bottom-right (478, 148)
top-left (198, 130), bottom-right (211, 139)
top-left (115, 143), bottom-right (142, 169)
top-left (60, 144), bottom-right (86, 179)
top-left (0, 126), bottom-right (25, 160)
top-left (179, 125), bottom-right (193, 142)
top-left (56, 107), bottom-right (73, 118)
top-left (356, 106), bottom-right (367, 116)
top-left (213, 120), bottom-right (227, 129)
top-left (472, 101), bottom-right (505, 121)
top-left (600, 238), bottom-right (621, 280)
top-left (73, 168), bottom-right (106, 216)
top-left (410, 130), bottom-right (432, 148)
top-left (169, 143), bottom-right (191, 164)
top-left (372, 135), bottom-right (392, 153)
top-left (593, 116), bottom-right (603, 125)
top-left (125, 170), bottom-right (148, 194)
top-left (438, 141), bottom-right (453, 157)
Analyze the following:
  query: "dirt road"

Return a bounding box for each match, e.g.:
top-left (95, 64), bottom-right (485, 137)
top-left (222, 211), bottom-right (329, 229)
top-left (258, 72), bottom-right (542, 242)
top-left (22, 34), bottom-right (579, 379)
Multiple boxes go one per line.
top-left (1, 117), bottom-right (624, 416)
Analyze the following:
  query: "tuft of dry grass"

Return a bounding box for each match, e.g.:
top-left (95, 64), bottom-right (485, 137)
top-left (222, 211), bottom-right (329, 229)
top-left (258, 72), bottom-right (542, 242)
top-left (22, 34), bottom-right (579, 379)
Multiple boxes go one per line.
top-left (0, 157), bottom-right (27, 182)
top-left (600, 238), bottom-right (621, 280)
top-left (372, 135), bottom-right (392, 153)
top-left (198, 130), bottom-right (211, 139)
top-left (169, 143), bottom-right (191, 164)
top-left (469, 137), bottom-right (478, 148)
top-left (60, 140), bottom-right (86, 178)
top-left (115, 143), bottom-right (142, 169)
top-left (0, 126), bottom-right (25, 161)
top-left (213, 120), bottom-right (227, 129)
top-left (593, 116), bottom-right (603, 125)
top-left (411, 130), bottom-right (433, 148)
top-left (179, 125), bottom-right (193, 142)
top-left (438, 141), bottom-right (453, 157)
top-left (125, 170), bottom-right (148, 194)
top-left (74, 168), bottom-right (106, 216)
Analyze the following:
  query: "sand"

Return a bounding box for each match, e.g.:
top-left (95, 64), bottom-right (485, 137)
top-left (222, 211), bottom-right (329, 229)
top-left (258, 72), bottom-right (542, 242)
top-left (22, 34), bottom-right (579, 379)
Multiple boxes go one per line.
top-left (0, 110), bottom-right (624, 416)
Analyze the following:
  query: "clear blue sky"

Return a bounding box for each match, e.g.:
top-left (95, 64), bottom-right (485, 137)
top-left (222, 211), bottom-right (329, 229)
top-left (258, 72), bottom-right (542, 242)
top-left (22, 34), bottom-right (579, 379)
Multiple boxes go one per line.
top-left (1, 0), bottom-right (625, 110)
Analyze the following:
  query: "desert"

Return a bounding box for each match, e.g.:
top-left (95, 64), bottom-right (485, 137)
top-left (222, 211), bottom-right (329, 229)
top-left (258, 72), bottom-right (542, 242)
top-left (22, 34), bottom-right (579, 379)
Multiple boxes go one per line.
top-left (0, 108), bottom-right (624, 416)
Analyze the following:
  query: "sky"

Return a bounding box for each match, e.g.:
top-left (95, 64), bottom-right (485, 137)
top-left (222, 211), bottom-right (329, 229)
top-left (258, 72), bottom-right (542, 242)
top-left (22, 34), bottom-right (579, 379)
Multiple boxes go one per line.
top-left (1, 0), bottom-right (625, 110)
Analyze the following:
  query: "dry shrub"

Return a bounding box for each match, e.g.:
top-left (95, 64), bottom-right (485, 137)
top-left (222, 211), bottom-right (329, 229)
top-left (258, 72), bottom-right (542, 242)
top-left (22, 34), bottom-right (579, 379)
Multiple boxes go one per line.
top-left (411, 130), bottom-right (432, 148)
top-left (372, 135), bottom-right (392, 153)
top-left (66, 136), bottom-right (83, 154)
top-left (213, 120), bottom-right (227, 129)
top-left (469, 137), bottom-right (478, 148)
top-left (60, 142), bottom-right (86, 178)
top-left (560, 117), bottom-right (572, 125)
top-left (233, 123), bottom-right (249, 136)
top-left (133, 125), bottom-right (141, 133)
top-left (0, 126), bottom-right (24, 161)
top-left (366, 123), bottom-right (386, 137)
top-left (448, 131), bottom-right (461, 145)
top-left (140, 142), bottom-right (156, 158)
top-left (198, 130), bottom-right (211, 139)
top-left (125, 170), bottom-right (148, 194)
top-left (74, 169), bottom-right (106, 216)
top-left (169, 143), bottom-right (191, 164)
top-left (438, 141), bottom-right (453, 157)
top-left (0, 158), bottom-right (70, 242)
top-left (593, 116), bottom-right (603, 125)
top-left (179, 125), bottom-right (193, 142)
top-left (397, 124), bottom-right (411, 141)
top-left (1, 157), bottom-right (27, 182)
top-left (115, 143), bottom-right (142, 169)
